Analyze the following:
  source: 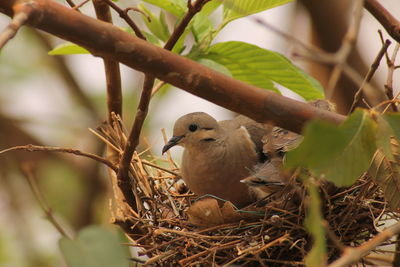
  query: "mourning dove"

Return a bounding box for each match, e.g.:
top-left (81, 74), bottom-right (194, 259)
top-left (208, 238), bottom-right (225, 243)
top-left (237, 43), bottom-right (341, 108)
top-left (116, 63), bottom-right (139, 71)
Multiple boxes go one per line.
top-left (242, 99), bottom-right (336, 199)
top-left (162, 112), bottom-right (271, 207)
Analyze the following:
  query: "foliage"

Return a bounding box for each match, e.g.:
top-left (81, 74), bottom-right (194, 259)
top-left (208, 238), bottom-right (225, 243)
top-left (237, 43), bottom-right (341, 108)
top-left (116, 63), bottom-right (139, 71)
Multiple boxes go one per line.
top-left (59, 226), bottom-right (130, 267)
top-left (48, 0), bottom-right (323, 101)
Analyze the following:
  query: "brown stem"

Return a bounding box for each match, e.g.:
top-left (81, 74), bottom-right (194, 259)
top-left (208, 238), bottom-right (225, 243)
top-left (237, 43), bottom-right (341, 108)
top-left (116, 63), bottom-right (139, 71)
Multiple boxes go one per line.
top-left (328, 221), bottom-right (400, 267)
top-left (364, 0), bottom-right (400, 43)
top-left (22, 163), bottom-right (71, 238)
top-left (0, 144), bottom-right (118, 172)
top-left (0, 0), bottom-right (345, 133)
top-left (93, 0), bottom-right (122, 119)
top-left (383, 43), bottom-right (399, 112)
top-left (101, 0), bottom-right (146, 40)
top-left (164, 0), bottom-right (210, 50)
top-left (349, 38), bottom-right (391, 113)
top-left (115, 0), bottom-right (212, 211)
top-left (0, 5), bottom-right (32, 49)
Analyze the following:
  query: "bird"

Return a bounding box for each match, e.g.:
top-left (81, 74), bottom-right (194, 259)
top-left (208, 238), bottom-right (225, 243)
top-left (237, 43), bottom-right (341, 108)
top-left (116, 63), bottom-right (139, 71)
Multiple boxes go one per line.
top-left (242, 99), bottom-right (336, 200)
top-left (240, 157), bottom-right (288, 200)
top-left (162, 112), bottom-right (271, 207)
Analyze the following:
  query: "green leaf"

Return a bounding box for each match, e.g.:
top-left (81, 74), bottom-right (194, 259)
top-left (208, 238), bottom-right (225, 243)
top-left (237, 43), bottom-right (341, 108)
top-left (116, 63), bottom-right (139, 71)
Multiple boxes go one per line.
top-left (48, 42), bottom-right (90, 55)
top-left (304, 180), bottom-right (326, 267)
top-left (376, 114), bottom-right (395, 160)
top-left (196, 58), bottom-right (231, 77)
top-left (141, 0), bottom-right (186, 17)
top-left (139, 4), bottom-right (170, 42)
top-left (59, 225), bottom-right (130, 267)
top-left (203, 41), bottom-right (324, 100)
top-left (191, 12), bottom-right (214, 42)
top-left (286, 109), bottom-right (377, 186)
top-left (222, 0), bottom-right (293, 25)
top-left (384, 113), bottom-right (400, 141)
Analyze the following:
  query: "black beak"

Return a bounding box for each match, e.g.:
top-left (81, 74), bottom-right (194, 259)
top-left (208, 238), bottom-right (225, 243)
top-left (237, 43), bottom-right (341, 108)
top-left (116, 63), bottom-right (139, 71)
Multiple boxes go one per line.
top-left (162, 136), bottom-right (183, 154)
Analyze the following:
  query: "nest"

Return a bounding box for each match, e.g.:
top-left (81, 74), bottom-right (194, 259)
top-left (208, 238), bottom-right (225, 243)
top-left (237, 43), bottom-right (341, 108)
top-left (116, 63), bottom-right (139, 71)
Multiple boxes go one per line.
top-left (96, 115), bottom-right (399, 266)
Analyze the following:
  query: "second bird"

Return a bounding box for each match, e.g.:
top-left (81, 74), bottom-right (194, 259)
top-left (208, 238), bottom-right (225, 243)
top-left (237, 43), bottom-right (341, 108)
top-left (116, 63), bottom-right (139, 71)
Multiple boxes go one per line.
top-left (162, 112), bottom-right (270, 207)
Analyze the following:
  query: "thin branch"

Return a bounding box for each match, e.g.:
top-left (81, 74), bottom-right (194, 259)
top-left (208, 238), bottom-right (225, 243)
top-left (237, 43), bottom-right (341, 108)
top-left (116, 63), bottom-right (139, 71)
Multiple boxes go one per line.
top-left (364, 0), bottom-right (400, 43)
top-left (0, 7), bottom-right (32, 49)
top-left (384, 42), bottom-right (399, 112)
top-left (349, 38), bottom-right (391, 113)
top-left (21, 163), bottom-right (71, 238)
top-left (116, 0), bottom-right (212, 210)
top-left (0, 0), bottom-right (345, 133)
top-left (0, 144), bottom-right (118, 172)
top-left (72, 0), bottom-right (89, 11)
top-left (93, 0), bottom-right (122, 119)
top-left (326, 0), bottom-right (364, 96)
top-left (101, 0), bottom-right (146, 40)
top-left (65, 0), bottom-right (78, 10)
top-left (164, 0), bottom-right (210, 50)
top-left (328, 220), bottom-right (400, 267)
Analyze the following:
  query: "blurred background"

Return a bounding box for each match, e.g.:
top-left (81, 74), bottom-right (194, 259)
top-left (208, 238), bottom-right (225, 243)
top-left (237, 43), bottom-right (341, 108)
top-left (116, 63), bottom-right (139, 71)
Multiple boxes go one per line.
top-left (0, 0), bottom-right (399, 266)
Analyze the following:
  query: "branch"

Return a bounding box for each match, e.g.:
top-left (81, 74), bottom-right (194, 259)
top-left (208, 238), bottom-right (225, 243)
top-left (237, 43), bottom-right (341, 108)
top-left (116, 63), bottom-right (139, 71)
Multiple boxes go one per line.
top-left (364, 0), bottom-right (400, 43)
top-left (0, 4), bottom-right (32, 49)
top-left (101, 0), bottom-right (146, 40)
top-left (22, 163), bottom-right (72, 238)
top-left (93, 0), bottom-right (122, 119)
top-left (0, 0), bottom-right (345, 134)
top-left (349, 38), bottom-right (391, 112)
top-left (116, 0), bottom-right (210, 210)
top-left (328, 220), bottom-right (400, 267)
top-left (0, 144), bottom-right (118, 172)
top-left (326, 0), bottom-right (364, 95)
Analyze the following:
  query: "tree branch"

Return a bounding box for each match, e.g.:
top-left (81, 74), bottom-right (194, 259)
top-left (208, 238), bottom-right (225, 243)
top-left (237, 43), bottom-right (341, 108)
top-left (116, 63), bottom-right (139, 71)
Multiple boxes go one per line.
top-left (364, 0), bottom-right (400, 43)
top-left (116, 0), bottom-right (210, 211)
top-left (0, 0), bottom-right (345, 134)
top-left (93, 0), bottom-right (122, 119)
top-left (328, 220), bottom-right (400, 267)
top-left (0, 4), bottom-right (32, 49)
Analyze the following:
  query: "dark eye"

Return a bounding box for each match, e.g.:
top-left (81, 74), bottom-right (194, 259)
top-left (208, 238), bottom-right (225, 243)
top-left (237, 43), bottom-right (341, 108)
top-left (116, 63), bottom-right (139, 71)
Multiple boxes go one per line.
top-left (188, 124), bottom-right (198, 132)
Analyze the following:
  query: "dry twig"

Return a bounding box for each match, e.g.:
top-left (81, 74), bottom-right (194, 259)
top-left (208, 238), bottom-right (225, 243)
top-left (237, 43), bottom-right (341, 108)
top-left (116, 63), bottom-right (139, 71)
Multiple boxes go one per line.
top-left (328, 221), bottom-right (400, 267)
top-left (21, 163), bottom-right (72, 238)
top-left (0, 6), bottom-right (32, 49)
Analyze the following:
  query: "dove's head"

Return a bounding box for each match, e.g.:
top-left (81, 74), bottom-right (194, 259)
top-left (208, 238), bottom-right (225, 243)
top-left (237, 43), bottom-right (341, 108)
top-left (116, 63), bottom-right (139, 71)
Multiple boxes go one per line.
top-left (162, 112), bottom-right (221, 153)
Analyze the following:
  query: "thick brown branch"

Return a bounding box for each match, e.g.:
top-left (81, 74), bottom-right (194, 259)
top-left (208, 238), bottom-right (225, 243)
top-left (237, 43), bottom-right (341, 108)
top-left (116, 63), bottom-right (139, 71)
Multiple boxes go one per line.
top-left (0, 0), bottom-right (345, 133)
top-left (93, 0), bottom-right (122, 119)
top-left (365, 0), bottom-right (400, 43)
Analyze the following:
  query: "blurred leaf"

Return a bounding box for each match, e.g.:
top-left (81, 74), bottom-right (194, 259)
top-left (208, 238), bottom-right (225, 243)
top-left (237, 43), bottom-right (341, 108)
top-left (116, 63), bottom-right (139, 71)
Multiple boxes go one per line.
top-left (384, 113), bottom-right (400, 141)
top-left (48, 42), bottom-right (90, 55)
top-left (142, 31), bottom-right (162, 46)
top-left (203, 41), bottom-right (324, 100)
top-left (286, 109), bottom-right (377, 186)
top-left (196, 58), bottom-right (231, 76)
top-left (376, 114), bottom-right (395, 160)
top-left (222, 0), bottom-right (293, 26)
top-left (139, 4), bottom-right (170, 42)
top-left (191, 12), bottom-right (214, 42)
top-left (59, 225), bottom-right (130, 267)
top-left (304, 181), bottom-right (326, 267)
top-left (201, 0), bottom-right (222, 16)
top-left (141, 0), bottom-right (186, 17)
top-left (370, 139), bottom-right (400, 210)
